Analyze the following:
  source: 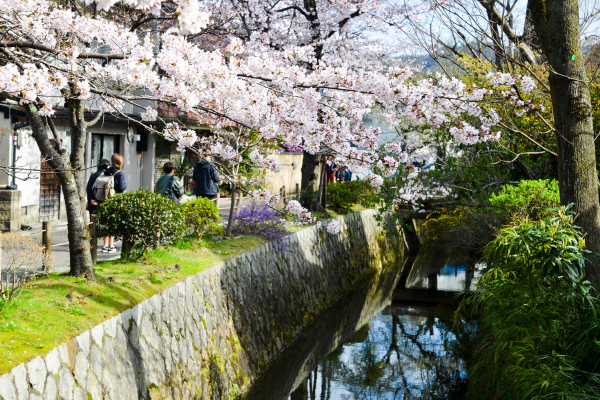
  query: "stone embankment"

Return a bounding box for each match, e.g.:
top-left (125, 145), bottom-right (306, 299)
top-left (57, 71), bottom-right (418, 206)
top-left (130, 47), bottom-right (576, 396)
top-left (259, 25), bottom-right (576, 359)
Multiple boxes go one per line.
top-left (0, 210), bottom-right (403, 400)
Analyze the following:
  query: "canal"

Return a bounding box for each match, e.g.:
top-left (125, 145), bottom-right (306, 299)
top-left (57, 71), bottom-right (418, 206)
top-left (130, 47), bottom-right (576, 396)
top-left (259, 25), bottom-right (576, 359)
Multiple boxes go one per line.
top-left (242, 250), bottom-right (480, 400)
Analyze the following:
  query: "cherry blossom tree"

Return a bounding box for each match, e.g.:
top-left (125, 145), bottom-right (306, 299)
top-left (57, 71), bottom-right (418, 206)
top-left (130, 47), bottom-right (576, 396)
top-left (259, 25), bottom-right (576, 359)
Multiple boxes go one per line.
top-left (0, 0), bottom-right (539, 278)
top-left (385, 0), bottom-right (600, 286)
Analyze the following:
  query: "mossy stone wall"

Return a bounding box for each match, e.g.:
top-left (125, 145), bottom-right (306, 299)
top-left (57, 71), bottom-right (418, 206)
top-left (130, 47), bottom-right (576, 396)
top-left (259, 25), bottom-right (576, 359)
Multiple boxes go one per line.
top-left (0, 210), bottom-right (403, 400)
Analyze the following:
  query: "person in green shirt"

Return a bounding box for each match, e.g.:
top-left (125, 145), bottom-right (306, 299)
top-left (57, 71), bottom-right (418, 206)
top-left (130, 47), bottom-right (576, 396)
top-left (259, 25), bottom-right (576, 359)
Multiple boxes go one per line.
top-left (155, 162), bottom-right (185, 203)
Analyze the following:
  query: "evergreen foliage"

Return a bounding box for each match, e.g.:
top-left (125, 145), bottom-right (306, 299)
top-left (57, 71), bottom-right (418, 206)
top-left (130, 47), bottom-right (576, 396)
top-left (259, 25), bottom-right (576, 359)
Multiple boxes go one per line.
top-left (181, 197), bottom-right (224, 238)
top-left (461, 207), bottom-right (600, 399)
top-left (97, 190), bottom-right (187, 259)
top-left (490, 179), bottom-right (560, 224)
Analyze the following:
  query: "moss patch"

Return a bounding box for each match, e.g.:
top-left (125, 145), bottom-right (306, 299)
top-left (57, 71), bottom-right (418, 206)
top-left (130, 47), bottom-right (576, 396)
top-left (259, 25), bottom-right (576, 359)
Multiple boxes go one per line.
top-left (0, 234), bottom-right (265, 375)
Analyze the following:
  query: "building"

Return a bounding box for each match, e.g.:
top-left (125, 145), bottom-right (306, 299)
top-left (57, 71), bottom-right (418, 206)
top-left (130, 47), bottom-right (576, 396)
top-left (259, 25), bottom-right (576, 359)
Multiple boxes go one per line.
top-left (0, 103), bottom-right (156, 228)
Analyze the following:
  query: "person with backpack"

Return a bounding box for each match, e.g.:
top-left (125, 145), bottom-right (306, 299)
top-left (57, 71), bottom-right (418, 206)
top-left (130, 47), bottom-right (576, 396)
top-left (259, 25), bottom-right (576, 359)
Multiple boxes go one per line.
top-left (94, 154), bottom-right (127, 253)
top-left (86, 159), bottom-right (110, 217)
top-left (192, 153), bottom-right (221, 200)
top-left (156, 162), bottom-right (184, 203)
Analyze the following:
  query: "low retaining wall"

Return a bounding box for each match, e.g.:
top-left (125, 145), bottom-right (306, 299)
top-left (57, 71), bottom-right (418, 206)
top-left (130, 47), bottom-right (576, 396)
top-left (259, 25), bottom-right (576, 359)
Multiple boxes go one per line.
top-left (0, 210), bottom-right (403, 400)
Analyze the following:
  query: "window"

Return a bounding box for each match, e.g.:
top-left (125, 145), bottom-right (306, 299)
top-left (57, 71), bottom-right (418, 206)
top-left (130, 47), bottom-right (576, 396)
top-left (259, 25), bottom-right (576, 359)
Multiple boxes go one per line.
top-left (91, 134), bottom-right (120, 165)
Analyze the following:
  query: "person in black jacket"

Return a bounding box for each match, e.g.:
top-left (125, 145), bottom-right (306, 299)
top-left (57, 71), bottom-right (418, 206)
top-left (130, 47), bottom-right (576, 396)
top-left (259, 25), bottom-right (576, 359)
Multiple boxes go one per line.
top-left (102, 154), bottom-right (127, 253)
top-left (86, 159), bottom-right (110, 217)
top-left (192, 153), bottom-right (221, 200)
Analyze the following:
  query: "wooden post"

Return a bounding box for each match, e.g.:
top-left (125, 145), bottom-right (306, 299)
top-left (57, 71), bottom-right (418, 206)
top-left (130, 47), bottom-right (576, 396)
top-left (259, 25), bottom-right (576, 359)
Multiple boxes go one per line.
top-left (235, 190), bottom-right (241, 211)
top-left (315, 156), bottom-right (326, 211)
top-left (226, 186), bottom-right (236, 237)
top-left (42, 220), bottom-right (51, 256)
top-left (89, 215), bottom-right (97, 265)
top-left (215, 192), bottom-right (220, 209)
top-left (282, 185), bottom-right (287, 206)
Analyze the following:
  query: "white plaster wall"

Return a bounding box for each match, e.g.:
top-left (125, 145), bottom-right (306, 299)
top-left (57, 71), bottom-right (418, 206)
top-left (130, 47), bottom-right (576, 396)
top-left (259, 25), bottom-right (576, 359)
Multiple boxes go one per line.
top-left (266, 153), bottom-right (303, 194)
top-left (14, 141), bottom-right (41, 207)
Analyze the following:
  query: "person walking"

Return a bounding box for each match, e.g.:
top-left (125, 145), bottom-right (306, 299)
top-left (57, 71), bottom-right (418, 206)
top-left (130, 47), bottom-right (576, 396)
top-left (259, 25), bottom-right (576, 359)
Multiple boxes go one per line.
top-left (156, 162), bottom-right (184, 203)
top-left (102, 154), bottom-right (127, 253)
top-left (86, 159), bottom-right (110, 217)
top-left (192, 153), bottom-right (221, 200)
top-left (326, 155), bottom-right (337, 185)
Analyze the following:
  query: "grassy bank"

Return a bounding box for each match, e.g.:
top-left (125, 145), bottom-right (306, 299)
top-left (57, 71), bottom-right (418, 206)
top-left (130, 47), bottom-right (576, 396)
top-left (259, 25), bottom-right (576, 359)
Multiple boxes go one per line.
top-left (0, 234), bottom-right (266, 375)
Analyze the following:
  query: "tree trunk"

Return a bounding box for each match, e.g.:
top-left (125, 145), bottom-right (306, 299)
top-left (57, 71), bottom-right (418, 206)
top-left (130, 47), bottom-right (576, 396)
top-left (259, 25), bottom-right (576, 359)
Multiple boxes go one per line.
top-left (226, 186), bottom-right (236, 237)
top-left (24, 104), bottom-right (96, 280)
top-left (528, 0), bottom-right (600, 285)
top-left (67, 98), bottom-right (89, 219)
top-left (300, 152), bottom-right (320, 207)
top-left (315, 156), bottom-right (326, 212)
top-left (486, 9), bottom-right (504, 71)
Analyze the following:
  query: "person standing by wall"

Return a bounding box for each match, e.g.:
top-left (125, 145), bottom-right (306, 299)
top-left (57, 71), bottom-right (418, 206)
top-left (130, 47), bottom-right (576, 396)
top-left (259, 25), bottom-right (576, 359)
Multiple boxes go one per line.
top-left (156, 162), bottom-right (184, 203)
top-left (86, 159), bottom-right (110, 217)
top-left (192, 153), bottom-right (221, 200)
top-left (326, 155), bottom-right (337, 185)
top-left (102, 154), bottom-right (127, 253)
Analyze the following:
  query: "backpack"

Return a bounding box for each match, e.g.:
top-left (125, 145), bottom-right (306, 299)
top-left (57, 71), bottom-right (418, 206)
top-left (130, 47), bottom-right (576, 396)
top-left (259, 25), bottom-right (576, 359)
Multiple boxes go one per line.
top-left (163, 175), bottom-right (178, 204)
top-left (92, 172), bottom-right (116, 202)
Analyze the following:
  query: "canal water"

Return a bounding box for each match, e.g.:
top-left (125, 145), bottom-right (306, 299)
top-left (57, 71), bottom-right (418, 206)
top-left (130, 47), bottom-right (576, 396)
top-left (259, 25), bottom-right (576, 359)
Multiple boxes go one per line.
top-left (242, 251), bottom-right (480, 400)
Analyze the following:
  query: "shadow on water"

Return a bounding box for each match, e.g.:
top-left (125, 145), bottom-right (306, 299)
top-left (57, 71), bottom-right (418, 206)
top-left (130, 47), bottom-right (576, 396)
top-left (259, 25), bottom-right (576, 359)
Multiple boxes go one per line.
top-left (242, 249), bottom-right (479, 400)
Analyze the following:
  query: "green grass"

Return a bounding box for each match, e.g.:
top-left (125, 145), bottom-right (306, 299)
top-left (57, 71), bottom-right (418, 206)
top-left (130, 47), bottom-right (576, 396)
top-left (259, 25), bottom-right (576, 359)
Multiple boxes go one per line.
top-left (0, 234), bottom-right (266, 375)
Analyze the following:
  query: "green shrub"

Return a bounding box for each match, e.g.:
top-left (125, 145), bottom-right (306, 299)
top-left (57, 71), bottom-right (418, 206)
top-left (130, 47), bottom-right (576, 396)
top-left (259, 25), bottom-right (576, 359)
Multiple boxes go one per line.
top-left (460, 207), bottom-right (600, 399)
top-left (328, 181), bottom-right (377, 209)
top-left (328, 181), bottom-right (354, 209)
top-left (181, 197), bottom-right (224, 238)
top-left (489, 179), bottom-right (560, 223)
top-left (97, 190), bottom-right (186, 259)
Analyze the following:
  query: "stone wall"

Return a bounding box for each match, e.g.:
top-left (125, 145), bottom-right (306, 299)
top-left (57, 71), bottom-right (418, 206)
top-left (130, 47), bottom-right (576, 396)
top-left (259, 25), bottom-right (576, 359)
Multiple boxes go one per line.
top-left (0, 190), bottom-right (20, 231)
top-left (0, 210), bottom-right (404, 400)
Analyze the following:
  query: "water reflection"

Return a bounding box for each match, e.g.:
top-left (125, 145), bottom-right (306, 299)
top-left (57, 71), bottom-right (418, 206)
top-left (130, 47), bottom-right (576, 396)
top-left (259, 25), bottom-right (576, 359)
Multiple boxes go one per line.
top-left (404, 247), bottom-right (484, 292)
top-left (241, 253), bottom-right (477, 400)
top-left (292, 304), bottom-right (475, 400)
top-left (408, 264), bottom-right (484, 292)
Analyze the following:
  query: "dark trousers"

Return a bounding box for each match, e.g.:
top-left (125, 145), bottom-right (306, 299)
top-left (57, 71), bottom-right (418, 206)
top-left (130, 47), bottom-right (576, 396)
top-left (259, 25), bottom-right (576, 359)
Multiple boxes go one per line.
top-left (197, 194), bottom-right (217, 200)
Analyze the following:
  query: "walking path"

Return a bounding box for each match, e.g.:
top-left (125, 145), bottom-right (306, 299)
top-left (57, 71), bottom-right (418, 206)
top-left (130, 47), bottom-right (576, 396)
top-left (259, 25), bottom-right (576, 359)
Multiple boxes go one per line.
top-left (6, 195), bottom-right (253, 275)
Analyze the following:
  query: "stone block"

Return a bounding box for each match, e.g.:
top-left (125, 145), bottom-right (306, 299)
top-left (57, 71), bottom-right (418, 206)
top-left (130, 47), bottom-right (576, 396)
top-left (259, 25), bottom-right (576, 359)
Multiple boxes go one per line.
top-left (0, 190), bottom-right (20, 202)
top-left (44, 348), bottom-right (60, 375)
top-left (90, 325), bottom-right (103, 350)
top-left (73, 352), bottom-right (89, 390)
top-left (58, 367), bottom-right (75, 400)
top-left (0, 373), bottom-right (17, 400)
top-left (26, 356), bottom-right (47, 394)
top-left (0, 190), bottom-right (20, 232)
top-left (0, 220), bottom-right (15, 232)
top-left (75, 331), bottom-right (90, 357)
top-left (43, 374), bottom-right (57, 400)
top-left (11, 364), bottom-right (27, 400)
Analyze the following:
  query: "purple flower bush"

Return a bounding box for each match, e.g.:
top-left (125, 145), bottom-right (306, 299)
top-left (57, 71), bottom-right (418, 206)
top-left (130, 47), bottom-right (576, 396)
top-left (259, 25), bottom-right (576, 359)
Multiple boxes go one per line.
top-left (229, 202), bottom-right (290, 252)
top-left (279, 143), bottom-right (303, 153)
